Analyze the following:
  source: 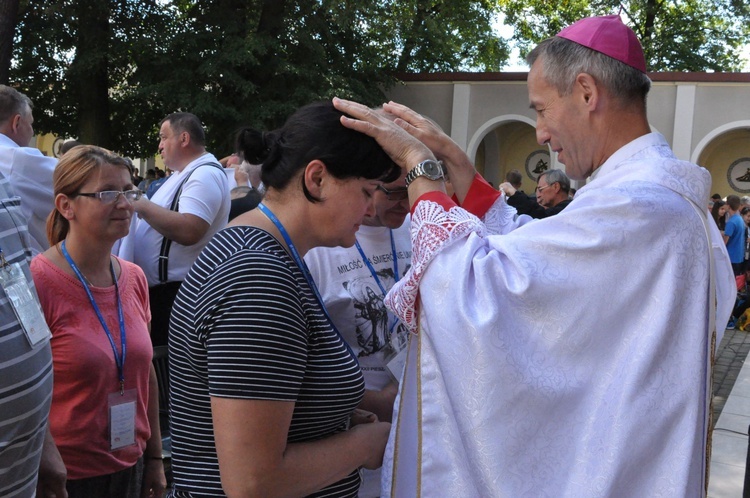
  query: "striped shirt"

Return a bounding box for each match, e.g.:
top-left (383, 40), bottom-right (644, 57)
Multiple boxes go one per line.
top-left (0, 173), bottom-right (54, 498)
top-left (169, 226), bottom-right (365, 497)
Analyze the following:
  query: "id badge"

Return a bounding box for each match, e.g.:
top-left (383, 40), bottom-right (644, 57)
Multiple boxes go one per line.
top-left (0, 262), bottom-right (51, 347)
top-left (384, 325), bottom-right (410, 383)
top-left (108, 389), bottom-right (137, 451)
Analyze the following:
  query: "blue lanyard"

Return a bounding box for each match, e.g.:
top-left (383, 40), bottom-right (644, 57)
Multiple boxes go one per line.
top-left (257, 203), bottom-right (358, 362)
top-left (354, 230), bottom-right (400, 334)
top-left (61, 240), bottom-right (127, 394)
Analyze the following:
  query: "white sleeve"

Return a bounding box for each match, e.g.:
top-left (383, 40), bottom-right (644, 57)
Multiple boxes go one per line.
top-left (3, 147), bottom-right (56, 223)
top-left (176, 165), bottom-right (229, 224)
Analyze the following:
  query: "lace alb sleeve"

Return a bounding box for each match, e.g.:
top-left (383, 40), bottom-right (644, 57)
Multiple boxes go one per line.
top-left (482, 194), bottom-right (533, 235)
top-left (385, 200), bottom-right (485, 333)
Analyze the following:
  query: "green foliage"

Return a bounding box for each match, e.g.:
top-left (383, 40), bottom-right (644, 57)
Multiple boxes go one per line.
top-left (9, 0), bottom-right (508, 157)
top-left (361, 0), bottom-right (509, 72)
top-left (12, 0), bottom-right (172, 156)
top-left (498, 0), bottom-right (750, 72)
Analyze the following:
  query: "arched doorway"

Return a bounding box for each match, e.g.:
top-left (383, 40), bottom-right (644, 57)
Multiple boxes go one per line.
top-left (694, 124), bottom-right (750, 197)
top-left (469, 115), bottom-right (552, 193)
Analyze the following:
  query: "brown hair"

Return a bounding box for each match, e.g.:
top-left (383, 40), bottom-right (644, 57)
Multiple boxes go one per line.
top-left (47, 145), bottom-right (131, 245)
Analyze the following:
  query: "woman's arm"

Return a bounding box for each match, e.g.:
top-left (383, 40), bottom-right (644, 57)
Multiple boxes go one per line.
top-left (36, 426), bottom-right (68, 498)
top-left (141, 364), bottom-right (166, 498)
top-left (358, 384), bottom-right (398, 423)
top-left (213, 397), bottom-right (391, 498)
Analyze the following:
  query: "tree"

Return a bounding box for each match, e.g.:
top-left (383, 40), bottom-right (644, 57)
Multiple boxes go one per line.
top-left (357, 0), bottom-right (509, 72)
top-left (498, 0), bottom-right (750, 71)
top-left (9, 0), bottom-right (507, 156)
top-left (11, 0), bottom-right (174, 156)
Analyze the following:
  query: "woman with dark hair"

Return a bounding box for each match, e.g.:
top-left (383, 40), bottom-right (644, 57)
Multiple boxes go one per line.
top-left (712, 199), bottom-right (727, 232)
top-left (168, 101), bottom-right (399, 497)
top-left (31, 145), bottom-right (165, 497)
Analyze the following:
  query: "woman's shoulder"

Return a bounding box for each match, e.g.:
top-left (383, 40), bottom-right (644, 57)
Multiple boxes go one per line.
top-left (208, 225), bottom-right (290, 263)
top-left (114, 256), bottom-right (148, 289)
top-left (31, 251), bottom-right (69, 281)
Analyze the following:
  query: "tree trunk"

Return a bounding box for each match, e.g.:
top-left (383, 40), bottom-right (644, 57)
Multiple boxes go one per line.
top-left (71, 0), bottom-right (111, 148)
top-left (0, 0), bottom-right (20, 84)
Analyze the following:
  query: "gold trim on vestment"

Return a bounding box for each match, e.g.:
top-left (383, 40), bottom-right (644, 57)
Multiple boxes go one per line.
top-left (416, 315), bottom-right (422, 497)
top-left (389, 313), bottom-right (422, 497)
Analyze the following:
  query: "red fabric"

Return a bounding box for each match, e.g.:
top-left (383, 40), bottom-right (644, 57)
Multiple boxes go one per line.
top-left (458, 174), bottom-right (502, 218)
top-left (414, 174), bottom-right (500, 218)
top-left (31, 255), bottom-right (153, 479)
top-left (412, 191), bottom-right (456, 215)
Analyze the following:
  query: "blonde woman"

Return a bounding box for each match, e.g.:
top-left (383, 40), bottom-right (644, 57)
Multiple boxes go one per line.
top-left (31, 145), bottom-right (165, 498)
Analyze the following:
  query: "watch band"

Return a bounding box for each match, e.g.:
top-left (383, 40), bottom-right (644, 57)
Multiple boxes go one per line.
top-left (405, 159), bottom-right (444, 188)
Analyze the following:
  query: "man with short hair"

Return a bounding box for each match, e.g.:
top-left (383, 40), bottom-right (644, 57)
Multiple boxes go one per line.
top-left (146, 168), bottom-right (167, 198)
top-left (126, 112), bottom-right (230, 346)
top-left (332, 13), bottom-right (735, 497)
top-left (305, 171), bottom-right (411, 498)
top-left (502, 168), bottom-right (572, 218)
top-left (504, 168), bottom-right (523, 190)
top-left (0, 85), bottom-right (56, 252)
top-left (724, 194), bottom-right (746, 275)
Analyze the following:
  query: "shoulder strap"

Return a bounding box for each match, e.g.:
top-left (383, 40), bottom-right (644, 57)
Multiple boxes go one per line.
top-left (158, 161), bottom-right (223, 284)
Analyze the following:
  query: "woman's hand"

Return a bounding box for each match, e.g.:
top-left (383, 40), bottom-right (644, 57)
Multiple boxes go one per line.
top-left (141, 458), bottom-right (167, 498)
top-left (350, 420), bottom-right (392, 470)
top-left (350, 408), bottom-right (378, 427)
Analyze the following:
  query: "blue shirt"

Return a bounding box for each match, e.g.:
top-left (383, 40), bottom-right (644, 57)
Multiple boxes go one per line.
top-left (725, 212), bottom-right (746, 264)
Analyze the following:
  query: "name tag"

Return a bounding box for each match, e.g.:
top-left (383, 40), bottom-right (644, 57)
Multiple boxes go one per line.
top-left (109, 390), bottom-right (137, 450)
top-left (0, 263), bottom-right (51, 347)
top-left (384, 328), bottom-right (410, 383)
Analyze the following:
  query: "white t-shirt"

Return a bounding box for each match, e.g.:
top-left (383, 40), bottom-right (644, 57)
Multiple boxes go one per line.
top-left (0, 133), bottom-right (56, 253)
top-left (131, 153), bottom-right (230, 285)
top-left (305, 219), bottom-right (412, 390)
top-left (305, 219), bottom-right (411, 498)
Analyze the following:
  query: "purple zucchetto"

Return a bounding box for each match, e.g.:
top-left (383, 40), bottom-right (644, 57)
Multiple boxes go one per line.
top-left (556, 15), bottom-right (647, 73)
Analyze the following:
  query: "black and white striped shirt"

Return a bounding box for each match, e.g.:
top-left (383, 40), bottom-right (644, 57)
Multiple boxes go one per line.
top-left (169, 226), bottom-right (365, 497)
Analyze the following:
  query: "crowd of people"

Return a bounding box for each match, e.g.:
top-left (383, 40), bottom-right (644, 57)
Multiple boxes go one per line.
top-left (0, 13), bottom-right (737, 498)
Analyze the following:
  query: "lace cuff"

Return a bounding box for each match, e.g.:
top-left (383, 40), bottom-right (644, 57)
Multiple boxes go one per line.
top-left (385, 200), bottom-right (485, 333)
top-left (483, 194), bottom-right (528, 235)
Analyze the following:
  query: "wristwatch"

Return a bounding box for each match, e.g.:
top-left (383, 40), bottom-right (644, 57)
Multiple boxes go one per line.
top-left (405, 159), bottom-right (445, 188)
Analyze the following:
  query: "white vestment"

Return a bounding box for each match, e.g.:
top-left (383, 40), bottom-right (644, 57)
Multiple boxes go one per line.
top-left (383, 133), bottom-right (734, 497)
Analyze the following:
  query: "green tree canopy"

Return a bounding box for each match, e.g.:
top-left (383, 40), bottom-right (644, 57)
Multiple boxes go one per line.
top-left (499, 0), bottom-right (750, 72)
top-left (9, 0), bottom-right (507, 157)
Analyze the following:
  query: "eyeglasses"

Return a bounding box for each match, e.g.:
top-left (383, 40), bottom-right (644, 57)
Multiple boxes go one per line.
top-left (76, 190), bottom-right (143, 204)
top-left (376, 185), bottom-right (409, 201)
top-left (535, 182), bottom-right (556, 194)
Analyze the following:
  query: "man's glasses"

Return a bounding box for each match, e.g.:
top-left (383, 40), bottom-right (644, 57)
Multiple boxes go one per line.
top-left (76, 190), bottom-right (143, 204)
top-left (535, 183), bottom-right (556, 194)
top-left (376, 185), bottom-right (409, 201)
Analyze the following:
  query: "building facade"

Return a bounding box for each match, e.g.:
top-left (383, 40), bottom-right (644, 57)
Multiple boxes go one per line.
top-left (386, 72), bottom-right (750, 197)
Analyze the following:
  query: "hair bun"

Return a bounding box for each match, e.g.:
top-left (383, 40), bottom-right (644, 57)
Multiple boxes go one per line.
top-left (236, 127), bottom-right (269, 165)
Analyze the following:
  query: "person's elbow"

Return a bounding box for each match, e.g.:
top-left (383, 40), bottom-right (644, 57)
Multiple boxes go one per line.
top-left (172, 216), bottom-right (210, 246)
top-left (222, 472), bottom-right (286, 498)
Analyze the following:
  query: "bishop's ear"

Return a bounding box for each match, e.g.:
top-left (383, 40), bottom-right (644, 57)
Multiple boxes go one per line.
top-left (575, 73), bottom-right (599, 109)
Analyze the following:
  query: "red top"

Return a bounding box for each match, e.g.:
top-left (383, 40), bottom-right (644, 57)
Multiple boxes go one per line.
top-left (31, 255), bottom-right (153, 479)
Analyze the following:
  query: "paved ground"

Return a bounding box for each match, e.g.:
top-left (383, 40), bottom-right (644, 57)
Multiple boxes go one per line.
top-left (714, 327), bottom-right (750, 426)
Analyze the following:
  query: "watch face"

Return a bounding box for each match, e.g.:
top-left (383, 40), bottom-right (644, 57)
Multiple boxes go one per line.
top-left (423, 160), bottom-right (441, 177)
